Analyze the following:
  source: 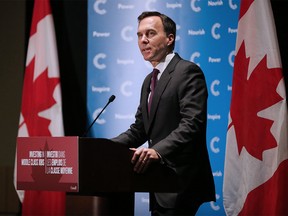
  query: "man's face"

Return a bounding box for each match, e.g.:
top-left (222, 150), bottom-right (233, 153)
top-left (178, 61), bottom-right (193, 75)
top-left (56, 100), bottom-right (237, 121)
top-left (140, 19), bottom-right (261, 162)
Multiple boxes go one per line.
top-left (137, 16), bottom-right (174, 67)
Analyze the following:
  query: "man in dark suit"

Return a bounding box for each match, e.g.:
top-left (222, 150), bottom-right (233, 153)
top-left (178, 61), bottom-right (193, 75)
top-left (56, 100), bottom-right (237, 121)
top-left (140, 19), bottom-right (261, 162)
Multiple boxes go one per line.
top-left (112, 11), bottom-right (215, 216)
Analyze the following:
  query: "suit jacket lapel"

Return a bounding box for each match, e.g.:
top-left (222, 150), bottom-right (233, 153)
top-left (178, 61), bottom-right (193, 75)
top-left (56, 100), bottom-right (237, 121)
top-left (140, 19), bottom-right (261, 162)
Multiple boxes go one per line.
top-left (147, 54), bottom-right (181, 131)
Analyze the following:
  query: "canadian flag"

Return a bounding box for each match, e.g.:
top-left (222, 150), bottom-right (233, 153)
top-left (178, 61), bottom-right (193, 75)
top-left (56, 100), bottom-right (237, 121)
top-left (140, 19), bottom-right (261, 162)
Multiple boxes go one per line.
top-left (223, 0), bottom-right (288, 215)
top-left (15, 0), bottom-right (66, 215)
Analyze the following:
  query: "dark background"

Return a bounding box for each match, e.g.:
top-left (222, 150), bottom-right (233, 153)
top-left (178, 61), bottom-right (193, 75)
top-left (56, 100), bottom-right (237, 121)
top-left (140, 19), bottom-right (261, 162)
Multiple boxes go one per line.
top-left (0, 0), bottom-right (287, 214)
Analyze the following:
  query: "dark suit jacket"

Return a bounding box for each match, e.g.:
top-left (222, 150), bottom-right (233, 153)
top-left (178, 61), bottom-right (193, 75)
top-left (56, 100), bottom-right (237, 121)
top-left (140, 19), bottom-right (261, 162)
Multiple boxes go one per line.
top-left (112, 53), bottom-right (215, 209)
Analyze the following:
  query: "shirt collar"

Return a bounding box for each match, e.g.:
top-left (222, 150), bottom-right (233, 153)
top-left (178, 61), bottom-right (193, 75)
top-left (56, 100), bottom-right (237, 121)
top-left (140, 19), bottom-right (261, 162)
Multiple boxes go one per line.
top-left (154, 52), bottom-right (175, 79)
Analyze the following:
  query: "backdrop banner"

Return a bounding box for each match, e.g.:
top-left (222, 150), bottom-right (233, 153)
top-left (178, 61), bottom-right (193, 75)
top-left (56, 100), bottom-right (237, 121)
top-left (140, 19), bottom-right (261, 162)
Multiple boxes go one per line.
top-left (87, 1), bottom-right (240, 215)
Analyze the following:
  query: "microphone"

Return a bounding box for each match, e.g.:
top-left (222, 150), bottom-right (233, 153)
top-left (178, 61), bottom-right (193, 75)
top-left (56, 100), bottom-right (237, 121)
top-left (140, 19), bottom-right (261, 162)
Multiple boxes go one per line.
top-left (82, 95), bottom-right (116, 137)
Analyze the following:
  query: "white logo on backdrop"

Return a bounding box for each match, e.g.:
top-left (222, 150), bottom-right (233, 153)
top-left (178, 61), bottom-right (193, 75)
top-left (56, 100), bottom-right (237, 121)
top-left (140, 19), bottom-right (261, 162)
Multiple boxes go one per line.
top-left (121, 81), bottom-right (133, 97)
top-left (93, 31), bottom-right (110, 37)
top-left (208, 57), bottom-right (221, 63)
top-left (208, 0), bottom-right (223, 6)
top-left (229, 0), bottom-right (238, 10)
top-left (91, 86), bottom-right (110, 93)
top-left (93, 53), bottom-right (107, 69)
top-left (166, 2), bottom-right (182, 9)
top-left (210, 136), bottom-right (220, 153)
top-left (208, 114), bottom-right (221, 121)
top-left (227, 85), bottom-right (232, 91)
top-left (188, 28), bottom-right (205, 36)
top-left (213, 170), bottom-right (223, 177)
top-left (118, 3), bottom-right (134, 9)
top-left (191, 0), bottom-right (201, 12)
top-left (228, 50), bottom-right (235, 67)
top-left (121, 26), bottom-right (133, 42)
top-left (176, 24), bottom-right (181, 41)
top-left (190, 52), bottom-right (200, 66)
top-left (145, 0), bottom-right (157, 11)
top-left (117, 59), bottom-right (134, 65)
top-left (115, 113), bottom-right (135, 120)
top-left (93, 108), bottom-right (106, 124)
top-left (93, 0), bottom-right (107, 15)
top-left (228, 27), bottom-right (237, 34)
top-left (211, 79), bottom-right (220, 96)
top-left (211, 23), bottom-right (221, 39)
top-left (210, 194), bottom-right (221, 211)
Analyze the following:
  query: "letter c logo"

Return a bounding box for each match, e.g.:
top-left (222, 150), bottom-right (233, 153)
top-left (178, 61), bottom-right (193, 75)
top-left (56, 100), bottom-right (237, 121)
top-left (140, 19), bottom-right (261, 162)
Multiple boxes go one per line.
top-left (145, 0), bottom-right (157, 11)
top-left (93, 108), bottom-right (106, 125)
top-left (210, 194), bottom-right (220, 211)
top-left (229, 0), bottom-right (238, 10)
top-left (93, 0), bottom-right (107, 15)
top-left (121, 26), bottom-right (133, 42)
top-left (190, 52), bottom-right (201, 66)
top-left (121, 81), bottom-right (133, 97)
top-left (210, 136), bottom-right (220, 153)
top-left (93, 53), bottom-right (106, 70)
top-left (211, 80), bottom-right (220, 96)
top-left (211, 23), bottom-right (221, 40)
top-left (191, 0), bottom-right (201, 12)
top-left (229, 50), bottom-right (235, 67)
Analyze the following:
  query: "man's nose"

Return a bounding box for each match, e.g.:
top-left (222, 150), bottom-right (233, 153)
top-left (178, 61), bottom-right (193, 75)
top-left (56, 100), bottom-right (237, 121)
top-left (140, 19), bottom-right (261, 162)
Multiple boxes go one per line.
top-left (140, 35), bottom-right (149, 43)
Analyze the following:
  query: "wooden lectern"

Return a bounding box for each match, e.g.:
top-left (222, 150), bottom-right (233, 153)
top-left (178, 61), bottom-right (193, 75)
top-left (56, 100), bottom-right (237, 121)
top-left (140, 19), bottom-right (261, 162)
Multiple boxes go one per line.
top-left (78, 138), bottom-right (178, 215)
top-left (16, 137), bottom-right (178, 215)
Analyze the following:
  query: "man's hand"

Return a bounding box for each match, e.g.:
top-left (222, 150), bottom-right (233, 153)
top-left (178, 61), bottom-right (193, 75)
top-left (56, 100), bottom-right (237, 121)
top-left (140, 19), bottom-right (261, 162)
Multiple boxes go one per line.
top-left (130, 148), bottom-right (160, 173)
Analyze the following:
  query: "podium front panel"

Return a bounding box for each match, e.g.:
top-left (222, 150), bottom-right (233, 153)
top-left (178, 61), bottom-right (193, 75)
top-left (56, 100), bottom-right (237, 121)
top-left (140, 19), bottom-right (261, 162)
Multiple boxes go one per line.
top-left (16, 136), bottom-right (79, 192)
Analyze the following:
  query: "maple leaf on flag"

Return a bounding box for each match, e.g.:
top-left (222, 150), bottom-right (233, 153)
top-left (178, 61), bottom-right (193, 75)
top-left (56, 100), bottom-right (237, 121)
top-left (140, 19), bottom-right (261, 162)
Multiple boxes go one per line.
top-left (20, 57), bottom-right (60, 137)
top-left (229, 41), bottom-right (283, 161)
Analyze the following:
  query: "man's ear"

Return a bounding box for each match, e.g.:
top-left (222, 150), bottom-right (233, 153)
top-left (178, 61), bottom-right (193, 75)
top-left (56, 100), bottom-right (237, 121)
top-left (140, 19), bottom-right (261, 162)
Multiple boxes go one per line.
top-left (167, 33), bottom-right (175, 46)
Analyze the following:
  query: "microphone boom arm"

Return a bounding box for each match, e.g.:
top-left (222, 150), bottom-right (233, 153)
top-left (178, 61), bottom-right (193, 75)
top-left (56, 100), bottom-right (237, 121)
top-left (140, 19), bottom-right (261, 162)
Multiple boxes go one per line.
top-left (82, 95), bottom-right (116, 137)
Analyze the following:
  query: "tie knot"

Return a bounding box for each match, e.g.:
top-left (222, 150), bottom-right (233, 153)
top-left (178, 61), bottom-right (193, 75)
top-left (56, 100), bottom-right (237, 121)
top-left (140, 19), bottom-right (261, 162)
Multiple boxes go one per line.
top-left (150, 68), bottom-right (159, 91)
top-left (152, 68), bottom-right (159, 79)
top-left (152, 68), bottom-right (159, 73)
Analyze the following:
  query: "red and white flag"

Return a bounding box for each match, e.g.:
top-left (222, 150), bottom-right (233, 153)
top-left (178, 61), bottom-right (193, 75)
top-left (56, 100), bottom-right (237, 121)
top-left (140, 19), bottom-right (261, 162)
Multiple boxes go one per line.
top-left (223, 0), bottom-right (288, 215)
top-left (15, 0), bottom-right (65, 215)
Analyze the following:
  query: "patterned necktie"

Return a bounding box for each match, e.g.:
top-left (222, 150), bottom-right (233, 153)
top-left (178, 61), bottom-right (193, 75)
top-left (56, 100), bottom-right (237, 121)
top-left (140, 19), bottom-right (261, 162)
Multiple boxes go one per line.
top-left (148, 68), bottom-right (159, 114)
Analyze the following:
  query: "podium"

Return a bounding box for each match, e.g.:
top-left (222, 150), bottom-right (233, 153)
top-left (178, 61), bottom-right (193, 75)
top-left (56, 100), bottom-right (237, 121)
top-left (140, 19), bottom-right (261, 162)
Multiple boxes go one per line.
top-left (16, 137), bottom-right (178, 215)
